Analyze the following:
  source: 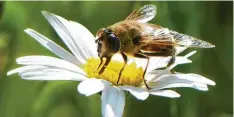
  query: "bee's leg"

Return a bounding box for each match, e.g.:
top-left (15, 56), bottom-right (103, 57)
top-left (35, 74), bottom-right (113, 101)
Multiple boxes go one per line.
top-left (99, 56), bottom-right (112, 74)
top-left (143, 51), bottom-right (176, 74)
top-left (134, 53), bottom-right (151, 90)
top-left (94, 57), bottom-right (103, 72)
top-left (168, 56), bottom-right (176, 74)
top-left (144, 57), bottom-right (151, 90)
top-left (117, 52), bottom-right (128, 85)
top-left (166, 50), bottom-right (176, 74)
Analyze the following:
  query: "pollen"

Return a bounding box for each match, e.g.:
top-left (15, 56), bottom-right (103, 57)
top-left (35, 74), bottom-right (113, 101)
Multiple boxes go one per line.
top-left (82, 58), bottom-right (143, 86)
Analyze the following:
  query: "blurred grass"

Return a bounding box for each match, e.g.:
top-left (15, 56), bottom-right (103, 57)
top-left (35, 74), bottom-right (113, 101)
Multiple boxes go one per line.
top-left (0, 1), bottom-right (232, 117)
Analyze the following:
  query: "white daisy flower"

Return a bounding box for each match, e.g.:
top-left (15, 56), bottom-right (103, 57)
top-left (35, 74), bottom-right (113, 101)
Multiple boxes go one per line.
top-left (7, 11), bottom-right (215, 117)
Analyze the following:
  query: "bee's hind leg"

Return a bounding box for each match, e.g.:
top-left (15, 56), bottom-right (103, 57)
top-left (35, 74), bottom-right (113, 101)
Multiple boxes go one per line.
top-left (143, 50), bottom-right (176, 74)
top-left (166, 51), bottom-right (176, 74)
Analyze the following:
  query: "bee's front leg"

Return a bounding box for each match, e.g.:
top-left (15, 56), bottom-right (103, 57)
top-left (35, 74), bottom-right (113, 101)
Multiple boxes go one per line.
top-left (99, 56), bottom-right (112, 74)
top-left (94, 57), bottom-right (103, 72)
top-left (117, 52), bottom-right (128, 85)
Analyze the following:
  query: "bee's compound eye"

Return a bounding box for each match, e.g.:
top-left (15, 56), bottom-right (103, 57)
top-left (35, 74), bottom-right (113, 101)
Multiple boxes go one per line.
top-left (107, 33), bottom-right (120, 53)
top-left (108, 34), bottom-right (117, 40)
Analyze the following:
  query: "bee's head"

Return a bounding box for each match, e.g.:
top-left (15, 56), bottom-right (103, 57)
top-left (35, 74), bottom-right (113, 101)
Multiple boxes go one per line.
top-left (95, 28), bottom-right (120, 58)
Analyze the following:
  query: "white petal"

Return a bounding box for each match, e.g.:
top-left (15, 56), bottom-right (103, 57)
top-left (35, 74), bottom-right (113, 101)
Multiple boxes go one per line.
top-left (153, 82), bottom-right (209, 91)
top-left (24, 28), bottom-right (82, 65)
top-left (151, 73), bottom-right (213, 91)
top-left (42, 11), bottom-right (82, 58)
top-left (134, 56), bottom-right (191, 72)
top-left (102, 86), bottom-right (125, 117)
top-left (134, 51), bottom-right (196, 73)
top-left (22, 75), bottom-right (86, 81)
top-left (21, 68), bottom-right (87, 81)
top-left (7, 65), bottom-right (47, 76)
top-left (78, 79), bottom-right (111, 96)
top-left (150, 56), bottom-right (191, 71)
top-left (149, 90), bottom-right (180, 98)
top-left (16, 56), bottom-right (86, 75)
top-left (145, 70), bottom-right (170, 81)
top-left (8, 65), bottom-right (88, 81)
top-left (186, 73), bottom-right (216, 86)
top-left (175, 47), bottom-right (188, 55)
top-left (42, 11), bottom-right (95, 61)
top-left (112, 54), bottom-right (124, 62)
top-left (184, 51), bottom-right (197, 58)
top-left (167, 51), bottom-right (197, 70)
top-left (133, 57), bottom-right (148, 69)
top-left (69, 21), bottom-right (98, 58)
top-left (192, 83), bottom-right (209, 91)
top-left (119, 86), bottom-right (149, 100)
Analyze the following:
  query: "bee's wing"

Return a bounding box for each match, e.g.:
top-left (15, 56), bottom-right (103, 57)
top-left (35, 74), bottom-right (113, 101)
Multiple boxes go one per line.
top-left (141, 28), bottom-right (175, 45)
top-left (139, 28), bottom-right (176, 54)
top-left (170, 30), bottom-right (215, 48)
top-left (141, 26), bottom-right (215, 48)
top-left (125, 4), bottom-right (156, 23)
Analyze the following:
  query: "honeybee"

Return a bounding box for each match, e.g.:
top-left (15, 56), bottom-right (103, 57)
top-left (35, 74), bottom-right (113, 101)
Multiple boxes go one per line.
top-left (95, 4), bottom-right (215, 89)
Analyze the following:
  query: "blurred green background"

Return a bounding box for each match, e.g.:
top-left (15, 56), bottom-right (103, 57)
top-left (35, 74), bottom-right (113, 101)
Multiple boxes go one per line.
top-left (0, 1), bottom-right (232, 117)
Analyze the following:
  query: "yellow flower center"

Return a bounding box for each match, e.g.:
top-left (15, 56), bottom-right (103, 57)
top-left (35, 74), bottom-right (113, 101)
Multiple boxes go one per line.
top-left (82, 58), bottom-right (143, 86)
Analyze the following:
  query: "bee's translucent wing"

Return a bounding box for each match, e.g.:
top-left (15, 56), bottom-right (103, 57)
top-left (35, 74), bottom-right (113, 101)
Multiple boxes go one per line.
top-left (153, 28), bottom-right (172, 39)
top-left (140, 28), bottom-right (175, 46)
top-left (140, 28), bottom-right (215, 48)
top-left (170, 30), bottom-right (215, 48)
top-left (125, 4), bottom-right (156, 23)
